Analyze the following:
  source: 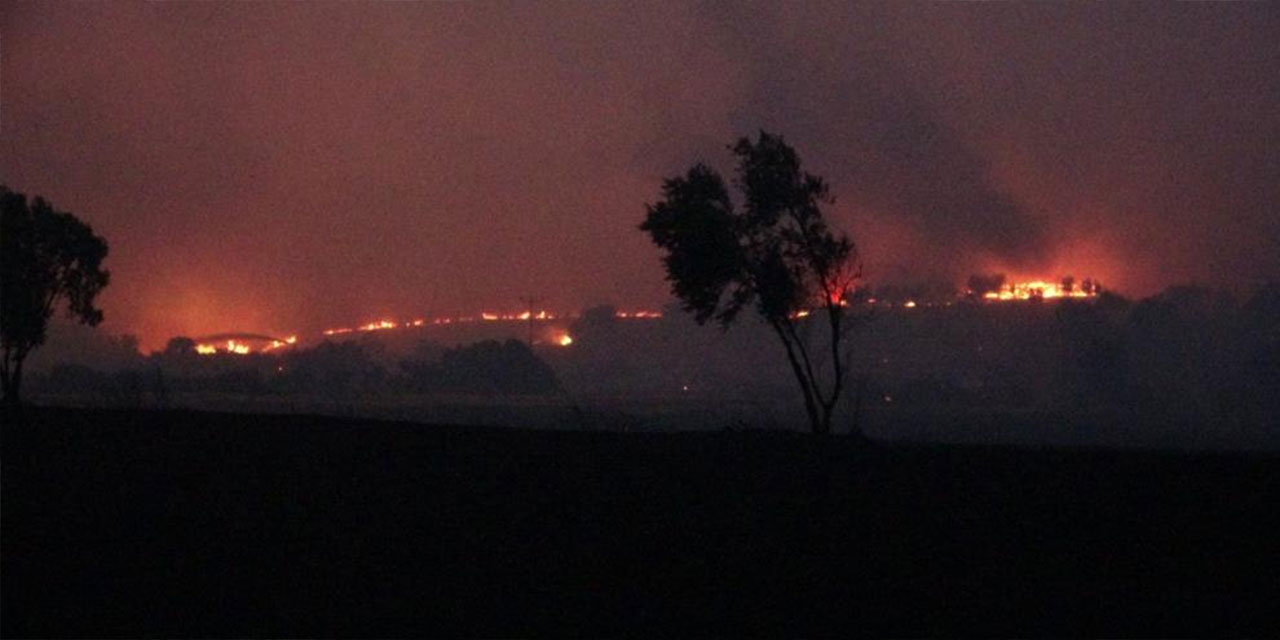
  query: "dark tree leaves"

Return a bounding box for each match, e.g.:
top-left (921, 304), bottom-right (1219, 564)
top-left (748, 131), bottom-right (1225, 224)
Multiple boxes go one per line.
top-left (639, 164), bottom-right (745, 326)
top-left (1, 186), bottom-right (110, 403)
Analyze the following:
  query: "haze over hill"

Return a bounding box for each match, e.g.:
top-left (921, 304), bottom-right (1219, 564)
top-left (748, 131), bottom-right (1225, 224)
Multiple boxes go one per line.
top-left (23, 286), bottom-right (1280, 450)
top-left (3, 2), bottom-right (1277, 349)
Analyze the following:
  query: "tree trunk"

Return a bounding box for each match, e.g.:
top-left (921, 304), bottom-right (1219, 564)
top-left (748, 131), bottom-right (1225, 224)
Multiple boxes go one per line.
top-left (3, 353), bottom-right (25, 406)
top-left (849, 375), bottom-right (868, 442)
top-left (771, 322), bottom-right (823, 434)
top-left (816, 404), bottom-right (833, 436)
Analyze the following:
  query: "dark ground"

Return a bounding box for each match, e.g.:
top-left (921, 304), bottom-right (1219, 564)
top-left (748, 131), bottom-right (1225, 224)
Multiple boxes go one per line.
top-left (3, 407), bottom-right (1277, 636)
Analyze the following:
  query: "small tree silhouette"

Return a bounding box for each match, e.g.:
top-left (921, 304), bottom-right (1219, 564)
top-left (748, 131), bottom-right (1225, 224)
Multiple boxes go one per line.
top-left (164, 337), bottom-right (198, 358)
top-left (640, 132), bottom-right (862, 436)
top-left (1, 186), bottom-right (110, 405)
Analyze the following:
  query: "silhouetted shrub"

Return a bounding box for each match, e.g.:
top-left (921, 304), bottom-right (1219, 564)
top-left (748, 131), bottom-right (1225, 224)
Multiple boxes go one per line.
top-left (1055, 298), bottom-right (1129, 404)
top-left (279, 341), bottom-right (386, 395)
top-left (401, 339), bottom-right (560, 395)
top-left (43, 364), bottom-right (111, 394)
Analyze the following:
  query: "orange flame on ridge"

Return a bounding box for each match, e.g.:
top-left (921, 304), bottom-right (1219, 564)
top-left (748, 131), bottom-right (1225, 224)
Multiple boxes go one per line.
top-left (979, 279), bottom-right (1098, 301)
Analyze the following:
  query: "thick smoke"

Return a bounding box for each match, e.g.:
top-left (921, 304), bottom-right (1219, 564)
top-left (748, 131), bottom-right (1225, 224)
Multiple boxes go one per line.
top-left (1, 2), bottom-right (1276, 347)
top-left (699, 2), bottom-right (1049, 280)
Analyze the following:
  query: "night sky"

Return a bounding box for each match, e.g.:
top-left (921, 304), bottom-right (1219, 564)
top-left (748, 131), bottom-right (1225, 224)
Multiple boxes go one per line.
top-left (3, 2), bottom-right (1277, 349)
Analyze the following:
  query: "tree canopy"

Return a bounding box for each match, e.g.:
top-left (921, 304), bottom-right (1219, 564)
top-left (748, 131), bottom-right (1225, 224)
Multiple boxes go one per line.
top-left (1, 186), bottom-right (110, 404)
top-left (640, 132), bottom-right (861, 435)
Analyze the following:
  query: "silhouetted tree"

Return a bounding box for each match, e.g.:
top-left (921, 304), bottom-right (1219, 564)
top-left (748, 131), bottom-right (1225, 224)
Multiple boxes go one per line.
top-left (967, 273), bottom-right (1006, 297)
top-left (1, 186), bottom-right (110, 405)
top-left (164, 336), bottom-right (198, 358)
top-left (640, 131), bottom-right (861, 436)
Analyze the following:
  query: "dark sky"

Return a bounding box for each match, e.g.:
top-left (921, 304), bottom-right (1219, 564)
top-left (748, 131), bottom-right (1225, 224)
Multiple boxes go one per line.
top-left (3, 2), bottom-right (1277, 349)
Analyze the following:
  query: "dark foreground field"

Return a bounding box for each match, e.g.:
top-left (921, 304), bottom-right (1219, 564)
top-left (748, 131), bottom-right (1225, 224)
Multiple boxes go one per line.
top-left (3, 407), bottom-right (1277, 636)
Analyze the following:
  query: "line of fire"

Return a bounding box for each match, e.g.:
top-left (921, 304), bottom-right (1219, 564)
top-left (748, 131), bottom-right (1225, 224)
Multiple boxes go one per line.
top-left (189, 276), bottom-right (1100, 356)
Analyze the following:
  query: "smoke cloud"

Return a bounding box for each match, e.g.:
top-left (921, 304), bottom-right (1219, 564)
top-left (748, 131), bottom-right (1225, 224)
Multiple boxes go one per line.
top-left (2, 2), bottom-right (1276, 347)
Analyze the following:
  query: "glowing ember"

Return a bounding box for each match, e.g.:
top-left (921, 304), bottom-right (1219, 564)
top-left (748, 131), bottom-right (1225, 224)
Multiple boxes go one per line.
top-left (260, 335), bottom-right (298, 352)
top-left (557, 333), bottom-right (574, 346)
top-left (615, 310), bottom-right (663, 319)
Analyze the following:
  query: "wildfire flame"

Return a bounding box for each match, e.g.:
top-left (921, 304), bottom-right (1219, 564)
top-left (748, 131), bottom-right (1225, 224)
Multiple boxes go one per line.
top-left (319, 309), bottom-right (661, 337)
top-left (978, 279), bottom-right (1098, 301)
top-left (179, 278), bottom-right (1099, 360)
top-left (190, 308), bottom-right (666, 356)
top-left (615, 310), bottom-right (663, 319)
top-left (185, 279), bottom-right (1104, 359)
top-left (194, 339), bottom-right (250, 355)
top-left (193, 334), bottom-right (297, 356)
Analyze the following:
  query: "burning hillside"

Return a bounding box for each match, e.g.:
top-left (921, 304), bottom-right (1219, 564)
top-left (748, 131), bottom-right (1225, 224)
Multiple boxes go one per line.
top-left (187, 309), bottom-right (664, 356)
top-left (966, 275), bottom-right (1101, 302)
top-left (193, 334), bottom-right (297, 355)
top-left (180, 279), bottom-right (1100, 358)
top-left (320, 309), bottom-right (661, 337)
